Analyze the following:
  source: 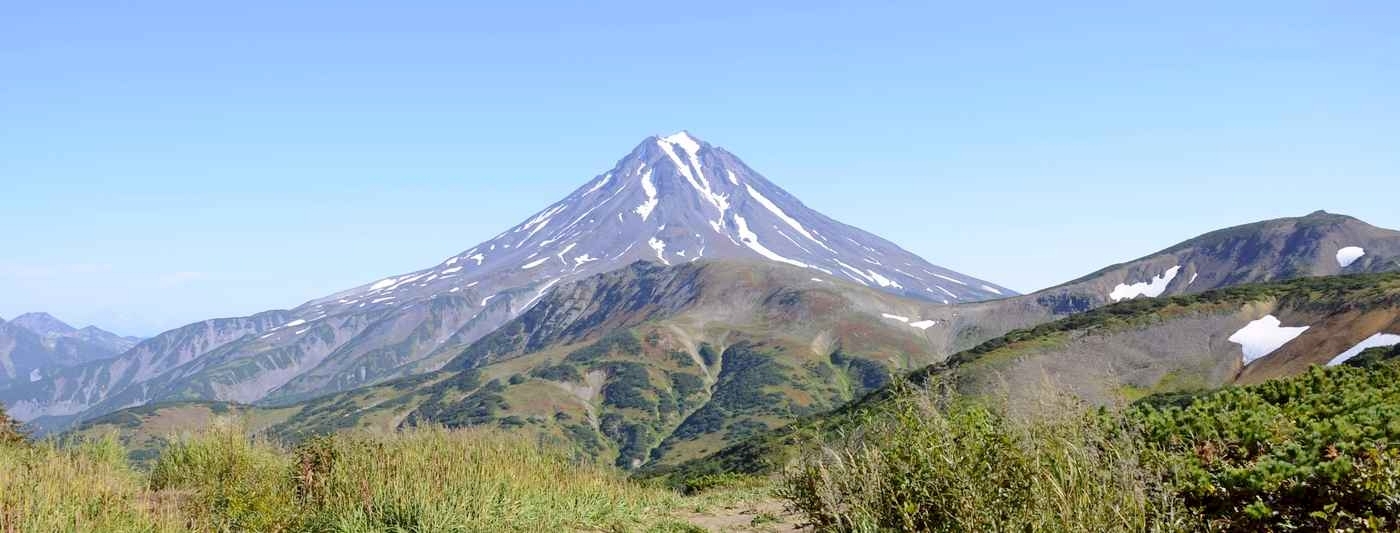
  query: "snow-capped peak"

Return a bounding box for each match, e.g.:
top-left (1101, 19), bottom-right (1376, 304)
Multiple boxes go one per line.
top-left (326, 132), bottom-right (1014, 317)
top-left (660, 131), bottom-right (702, 155)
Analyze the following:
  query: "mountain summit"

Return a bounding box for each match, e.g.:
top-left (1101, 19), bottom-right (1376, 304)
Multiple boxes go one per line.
top-left (5, 132), bottom-right (1011, 427)
top-left (312, 131), bottom-right (1012, 316)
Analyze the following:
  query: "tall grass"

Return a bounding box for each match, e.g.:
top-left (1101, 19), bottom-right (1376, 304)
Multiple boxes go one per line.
top-left (779, 382), bottom-right (1194, 532)
top-left (150, 419), bottom-right (303, 531)
top-left (144, 420), bottom-right (690, 532)
top-left (0, 434), bottom-right (187, 532)
top-left (290, 427), bottom-right (685, 531)
top-left (0, 407), bottom-right (698, 532)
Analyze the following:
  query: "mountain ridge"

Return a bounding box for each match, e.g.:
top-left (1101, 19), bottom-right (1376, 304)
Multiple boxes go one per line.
top-left (2, 132), bottom-right (1011, 428)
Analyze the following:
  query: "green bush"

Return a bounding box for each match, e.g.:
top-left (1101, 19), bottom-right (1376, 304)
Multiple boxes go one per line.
top-left (149, 420), bottom-right (304, 531)
top-left (1129, 361), bottom-right (1400, 531)
top-left (780, 382), bottom-right (1191, 532)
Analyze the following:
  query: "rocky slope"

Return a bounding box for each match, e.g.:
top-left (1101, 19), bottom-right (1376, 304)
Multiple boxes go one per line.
top-left (4, 132), bottom-right (1011, 429)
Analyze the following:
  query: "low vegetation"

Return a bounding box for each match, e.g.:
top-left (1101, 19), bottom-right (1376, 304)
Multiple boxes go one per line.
top-left (1, 408), bottom-right (697, 532)
top-left (780, 383), bottom-right (1192, 532)
top-left (780, 354), bottom-right (1400, 532)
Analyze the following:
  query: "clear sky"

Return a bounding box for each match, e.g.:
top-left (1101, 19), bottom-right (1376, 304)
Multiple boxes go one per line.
top-left (2, 1), bottom-right (1397, 336)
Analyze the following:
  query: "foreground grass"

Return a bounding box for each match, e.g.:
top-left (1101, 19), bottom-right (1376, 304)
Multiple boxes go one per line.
top-left (779, 384), bottom-right (1192, 532)
top-left (2, 419), bottom-right (703, 532)
top-left (0, 435), bottom-right (187, 532)
top-left (779, 354), bottom-right (1400, 532)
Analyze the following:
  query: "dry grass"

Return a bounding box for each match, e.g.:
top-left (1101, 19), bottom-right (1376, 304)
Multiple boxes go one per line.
top-left (1, 417), bottom-right (704, 532)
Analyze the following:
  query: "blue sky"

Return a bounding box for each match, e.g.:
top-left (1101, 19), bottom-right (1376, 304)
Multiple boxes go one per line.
top-left (2, 1), bottom-right (1397, 336)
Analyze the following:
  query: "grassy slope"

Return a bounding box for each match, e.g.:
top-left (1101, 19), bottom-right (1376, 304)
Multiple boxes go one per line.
top-left (651, 272), bottom-right (1400, 484)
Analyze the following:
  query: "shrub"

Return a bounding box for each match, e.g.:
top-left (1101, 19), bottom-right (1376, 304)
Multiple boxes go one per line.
top-left (1129, 361), bottom-right (1400, 531)
top-left (148, 419), bottom-right (303, 531)
top-left (780, 382), bottom-right (1190, 532)
top-left (0, 404), bottom-right (25, 446)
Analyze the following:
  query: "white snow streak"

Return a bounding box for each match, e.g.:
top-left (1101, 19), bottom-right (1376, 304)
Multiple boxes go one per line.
top-left (634, 170), bottom-right (659, 221)
top-left (909, 320), bottom-right (939, 330)
top-left (1328, 333), bottom-right (1400, 366)
top-left (369, 278), bottom-right (397, 291)
top-left (745, 184), bottom-right (836, 253)
top-left (933, 273), bottom-right (967, 286)
top-left (583, 173), bottom-right (612, 195)
top-left (658, 134), bottom-right (729, 232)
top-left (521, 257), bottom-right (550, 270)
top-left (881, 313), bottom-right (910, 322)
top-left (733, 214), bottom-right (808, 269)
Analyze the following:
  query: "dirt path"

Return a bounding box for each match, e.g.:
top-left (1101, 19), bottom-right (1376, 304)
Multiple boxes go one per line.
top-left (678, 498), bottom-right (807, 532)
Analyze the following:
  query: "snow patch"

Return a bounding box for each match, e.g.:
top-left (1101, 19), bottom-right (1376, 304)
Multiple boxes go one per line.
top-left (865, 270), bottom-right (902, 289)
top-left (881, 313), bottom-right (910, 323)
top-left (909, 320), bottom-right (939, 330)
top-left (369, 278), bottom-right (397, 291)
top-left (573, 254), bottom-right (598, 267)
top-left (1337, 246), bottom-right (1365, 268)
top-left (29, 368), bottom-right (41, 382)
top-left (521, 257), bottom-right (551, 269)
top-left (662, 131), bottom-right (701, 155)
top-left (441, 266), bottom-right (462, 274)
top-left (282, 319), bottom-right (306, 328)
top-left (1109, 266), bottom-right (1181, 301)
top-left (980, 285), bottom-right (1003, 295)
top-left (648, 237), bottom-right (671, 265)
top-left (1328, 333), bottom-right (1400, 366)
top-left (1229, 315), bottom-right (1311, 365)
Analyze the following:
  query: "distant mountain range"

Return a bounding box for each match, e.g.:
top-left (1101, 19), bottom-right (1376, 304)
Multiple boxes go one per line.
top-left (67, 207), bottom-right (1400, 469)
top-left (10, 133), bottom-right (1400, 462)
top-left (0, 313), bottom-right (137, 384)
top-left (1, 132), bottom-right (1014, 427)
